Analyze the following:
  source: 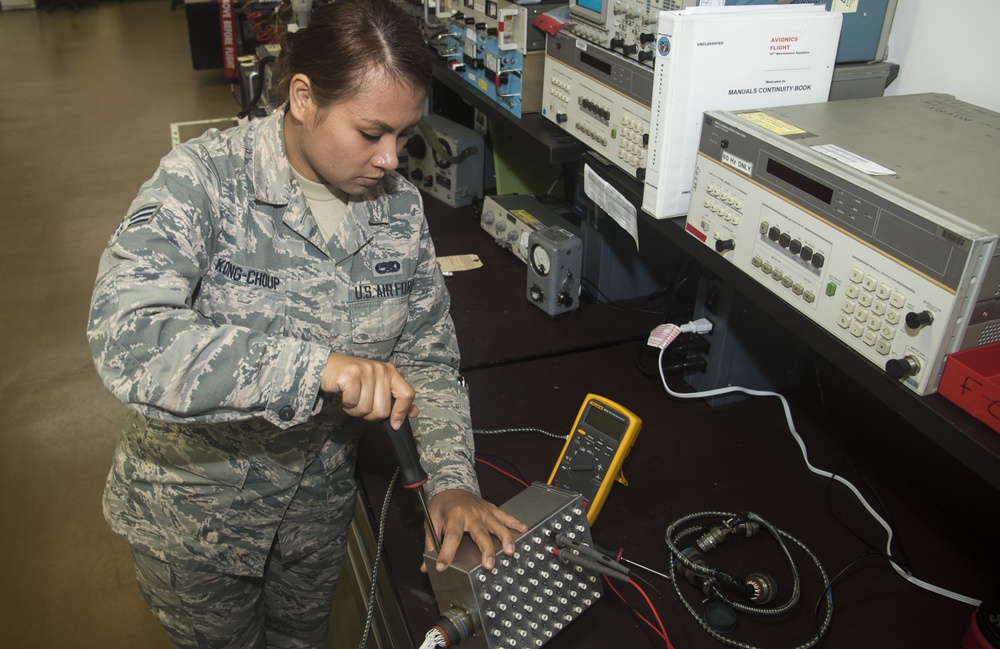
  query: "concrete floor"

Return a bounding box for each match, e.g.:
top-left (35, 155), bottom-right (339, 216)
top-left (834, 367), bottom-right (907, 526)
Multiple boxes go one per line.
top-left (0, 2), bottom-right (262, 646)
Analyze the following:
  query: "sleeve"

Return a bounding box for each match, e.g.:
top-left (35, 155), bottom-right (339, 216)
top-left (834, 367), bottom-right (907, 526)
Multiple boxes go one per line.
top-left (389, 193), bottom-right (480, 499)
top-left (87, 144), bottom-right (330, 429)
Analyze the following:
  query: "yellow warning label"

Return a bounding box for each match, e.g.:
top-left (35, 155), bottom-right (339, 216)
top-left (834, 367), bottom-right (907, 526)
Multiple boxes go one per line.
top-left (738, 112), bottom-right (807, 136)
top-left (831, 0), bottom-right (859, 14)
top-left (511, 209), bottom-right (541, 226)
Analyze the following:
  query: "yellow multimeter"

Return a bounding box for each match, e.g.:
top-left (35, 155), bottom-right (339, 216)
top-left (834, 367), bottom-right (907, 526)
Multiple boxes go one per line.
top-left (547, 394), bottom-right (642, 524)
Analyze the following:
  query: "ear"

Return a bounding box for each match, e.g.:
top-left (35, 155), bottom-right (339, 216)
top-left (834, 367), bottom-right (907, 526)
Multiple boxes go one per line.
top-left (287, 73), bottom-right (315, 123)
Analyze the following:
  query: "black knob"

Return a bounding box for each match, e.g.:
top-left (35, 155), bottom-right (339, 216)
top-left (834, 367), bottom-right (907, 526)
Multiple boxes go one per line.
top-left (610, 38), bottom-right (625, 50)
top-left (639, 33), bottom-right (656, 45)
top-left (715, 239), bottom-right (736, 253)
top-left (638, 51), bottom-right (654, 63)
top-left (556, 113), bottom-right (568, 124)
top-left (557, 292), bottom-right (573, 307)
top-left (405, 134), bottom-right (426, 159)
top-left (623, 44), bottom-right (638, 56)
top-left (905, 310), bottom-right (933, 329)
top-left (885, 356), bottom-right (920, 380)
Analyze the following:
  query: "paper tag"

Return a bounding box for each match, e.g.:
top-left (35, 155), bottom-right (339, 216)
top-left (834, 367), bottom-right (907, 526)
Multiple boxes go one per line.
top-left (831, 0), bottom-right (859, 14)
top-left (584, 165), bottom-right (640, 252)
top-left (812, 144), bottom-right (896, 176)
top-left (438, 254), bottom-right (483, 274)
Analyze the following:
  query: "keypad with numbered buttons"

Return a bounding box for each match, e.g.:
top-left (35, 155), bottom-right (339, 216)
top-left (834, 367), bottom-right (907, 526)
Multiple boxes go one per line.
top-left (837, 267), bottom-right (907, 355)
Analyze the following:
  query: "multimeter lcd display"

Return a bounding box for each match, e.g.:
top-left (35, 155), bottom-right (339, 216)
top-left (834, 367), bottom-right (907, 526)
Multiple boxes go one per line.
top-left (583, 405), bottom-right (627, 441)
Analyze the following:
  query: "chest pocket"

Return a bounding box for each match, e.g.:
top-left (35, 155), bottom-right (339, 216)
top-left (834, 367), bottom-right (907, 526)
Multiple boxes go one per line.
top-left (346, 229), bottom-right (418, 358)
top-left (195, 265), bottom-right (286, 335)
top-left (348, 296), bottom-right (408, 360)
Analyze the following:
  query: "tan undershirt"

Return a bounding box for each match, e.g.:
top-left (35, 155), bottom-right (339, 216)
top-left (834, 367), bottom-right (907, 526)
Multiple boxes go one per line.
top-left (291, 167), bottom-right (349, 244)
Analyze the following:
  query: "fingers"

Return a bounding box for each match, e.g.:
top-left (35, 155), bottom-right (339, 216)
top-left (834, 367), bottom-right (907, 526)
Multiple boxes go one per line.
top-left (420, 523), bottom-right (437, 574)
top-left (428, 490), bottom-right (528, 574)
top-left (389, 375), bottom-right (416, 430)
top-left (435, 526), bottom-right (465, 572)
top-left (321, 352), bottom-right (415, 421)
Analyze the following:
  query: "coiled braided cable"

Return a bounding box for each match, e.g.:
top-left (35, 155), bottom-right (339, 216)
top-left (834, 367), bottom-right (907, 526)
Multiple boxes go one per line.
top-left (357, 469), bottom-right (400, 649)
top-left (665, 510), bottom-right (833, 649)
top-left (474, 426), bottom-right (566, 440)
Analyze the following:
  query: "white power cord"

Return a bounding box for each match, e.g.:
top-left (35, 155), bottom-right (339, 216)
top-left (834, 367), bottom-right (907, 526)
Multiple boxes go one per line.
top-left (648, 321), bottom-right (981, 608)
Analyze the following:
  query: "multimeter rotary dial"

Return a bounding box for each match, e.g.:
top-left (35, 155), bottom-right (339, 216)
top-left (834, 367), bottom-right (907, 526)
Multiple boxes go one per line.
top-left (530, 243), bottom-right (551, 276)
top-left (559, 443), bottom-right (602, 485)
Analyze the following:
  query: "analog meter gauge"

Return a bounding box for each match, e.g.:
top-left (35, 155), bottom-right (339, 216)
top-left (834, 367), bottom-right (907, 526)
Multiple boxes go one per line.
top-left (526, 226), bottom-right (582, 317)
top-left (530, 244), bottom-right (551, 276)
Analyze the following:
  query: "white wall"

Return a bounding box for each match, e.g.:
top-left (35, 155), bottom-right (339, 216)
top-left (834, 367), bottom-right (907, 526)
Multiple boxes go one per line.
top-left (883, 0), bottom-right (1000, 111)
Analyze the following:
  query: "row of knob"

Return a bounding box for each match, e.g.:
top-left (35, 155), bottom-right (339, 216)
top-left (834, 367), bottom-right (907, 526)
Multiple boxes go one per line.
top-left (706, 183), bottom-right (744, 209)
top-left (613, 3), bottom-right (657, 21)
top-left (575, 122), bottom-right (608, 147)
top-left (760, 221), bottom-right (826, 270)
top-left (751, 256), bottom-right (817, 304)
top-left (579, 97), bottom-right (611, 124)
top-left (704, 196), bottom-right (741, 225)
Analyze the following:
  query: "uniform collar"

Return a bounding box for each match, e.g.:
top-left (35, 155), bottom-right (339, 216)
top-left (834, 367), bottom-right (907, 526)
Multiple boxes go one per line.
top-left (244, 110), bottom-right (397, 260)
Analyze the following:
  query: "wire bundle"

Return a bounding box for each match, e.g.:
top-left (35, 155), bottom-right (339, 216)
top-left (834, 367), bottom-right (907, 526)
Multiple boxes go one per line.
top-left (665, 511), bottom-right (832, 649)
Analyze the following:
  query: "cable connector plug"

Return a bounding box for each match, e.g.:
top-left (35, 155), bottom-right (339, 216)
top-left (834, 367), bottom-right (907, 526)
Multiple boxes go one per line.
top-left (647, 319), bottom-right (713, 350)
top-left (679, 318), bottom-right (713, 335)
top-left (647, 324), bottom-right (681, 350)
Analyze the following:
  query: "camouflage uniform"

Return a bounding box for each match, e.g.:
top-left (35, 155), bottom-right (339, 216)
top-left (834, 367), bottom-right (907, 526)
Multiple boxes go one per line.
top-left (88, 110), bottom-right (479, 646)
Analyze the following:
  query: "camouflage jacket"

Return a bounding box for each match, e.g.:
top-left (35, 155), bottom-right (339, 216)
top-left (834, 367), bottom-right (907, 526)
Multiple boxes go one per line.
top-left (88, 110), bottom-right (479, 574)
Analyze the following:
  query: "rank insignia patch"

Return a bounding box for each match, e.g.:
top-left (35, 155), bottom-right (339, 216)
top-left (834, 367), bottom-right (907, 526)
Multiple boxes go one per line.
top-left (110, 203), bottom-right (161, 244)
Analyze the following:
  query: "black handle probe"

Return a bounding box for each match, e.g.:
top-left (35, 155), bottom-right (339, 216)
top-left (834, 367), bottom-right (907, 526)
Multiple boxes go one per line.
top-left (380, 411), bottom-right (428, 490)
top-left (379, 400), bottom-right (441, 553)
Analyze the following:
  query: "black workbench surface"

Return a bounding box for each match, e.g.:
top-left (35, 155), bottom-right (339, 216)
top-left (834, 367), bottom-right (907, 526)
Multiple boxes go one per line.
top-left (423, 200), bottom-right (669, 371)
top-left (355, 195), bottom-right (999, 649)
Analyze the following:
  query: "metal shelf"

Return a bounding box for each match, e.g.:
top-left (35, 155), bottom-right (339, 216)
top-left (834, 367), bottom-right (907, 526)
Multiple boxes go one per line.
top-left (431, 58), bottom-right (586, 165)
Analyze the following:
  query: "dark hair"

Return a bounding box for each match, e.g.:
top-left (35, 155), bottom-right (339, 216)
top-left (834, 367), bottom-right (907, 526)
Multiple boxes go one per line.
top-left (272, 0), bottom-right (432, 109)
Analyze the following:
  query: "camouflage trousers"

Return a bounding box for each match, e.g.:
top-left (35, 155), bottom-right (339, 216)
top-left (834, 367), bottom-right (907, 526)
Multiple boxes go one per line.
top-left (132, 528), bottom-right (351, 649)
top-left (129, 445), bottom-right (358, 649)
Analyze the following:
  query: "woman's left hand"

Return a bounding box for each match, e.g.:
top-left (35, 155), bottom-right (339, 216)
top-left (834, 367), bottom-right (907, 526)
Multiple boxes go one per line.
top-left (421, 489), bottom-right (529, 572)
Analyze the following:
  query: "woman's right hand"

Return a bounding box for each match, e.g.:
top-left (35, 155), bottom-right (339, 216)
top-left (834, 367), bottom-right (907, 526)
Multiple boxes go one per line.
top-left (321, 352), bottom-right (417, 430)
